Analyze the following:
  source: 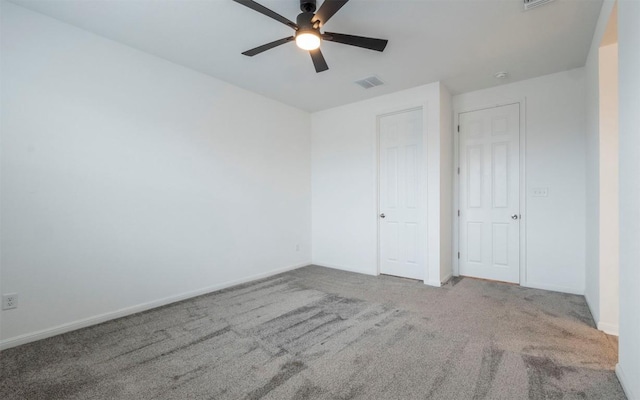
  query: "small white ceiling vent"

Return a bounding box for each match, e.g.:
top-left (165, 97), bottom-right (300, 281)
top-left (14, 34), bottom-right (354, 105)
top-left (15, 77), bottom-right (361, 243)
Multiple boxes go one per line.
top-left (524, 0), bottom-right (555, 10)
top-left (355, 76), bottom-right (384, 89)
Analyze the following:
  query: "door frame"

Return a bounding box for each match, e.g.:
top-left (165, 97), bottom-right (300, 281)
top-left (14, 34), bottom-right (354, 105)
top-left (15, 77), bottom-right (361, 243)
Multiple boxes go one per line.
top-left (375, 103), bottom-right (430, 282)
top-left (453, 98), bottom-right (527, 284)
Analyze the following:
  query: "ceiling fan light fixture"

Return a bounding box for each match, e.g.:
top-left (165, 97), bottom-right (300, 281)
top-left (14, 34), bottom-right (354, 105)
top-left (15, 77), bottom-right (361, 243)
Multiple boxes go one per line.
top-left (233, 0), bottom-right (388, 73)
top-left (296, 31), bottom-right (321, 50)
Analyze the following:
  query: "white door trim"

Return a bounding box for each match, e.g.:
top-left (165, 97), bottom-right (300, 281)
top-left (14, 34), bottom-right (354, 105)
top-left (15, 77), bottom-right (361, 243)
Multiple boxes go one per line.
top-left (375, 103), bottom-right (430, 283)
top-left (453, 98), bottom-right (527, 284)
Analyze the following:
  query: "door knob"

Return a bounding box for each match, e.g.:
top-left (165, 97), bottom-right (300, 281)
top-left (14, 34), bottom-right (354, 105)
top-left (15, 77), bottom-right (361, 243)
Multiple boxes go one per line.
top-left (511, 214), bottom-right (519, 220)
top-left (380, 213), bottom-right (386, 219)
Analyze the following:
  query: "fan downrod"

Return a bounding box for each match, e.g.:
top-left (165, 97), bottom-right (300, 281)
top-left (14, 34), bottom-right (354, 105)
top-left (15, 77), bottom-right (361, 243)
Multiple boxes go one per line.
top-left (300, 0), bottom-right (316, 13)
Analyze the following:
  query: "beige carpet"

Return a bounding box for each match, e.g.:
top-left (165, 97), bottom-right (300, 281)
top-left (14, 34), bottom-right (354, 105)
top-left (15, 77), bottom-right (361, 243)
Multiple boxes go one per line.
top-left (0, 265), bottom-right (625, 399)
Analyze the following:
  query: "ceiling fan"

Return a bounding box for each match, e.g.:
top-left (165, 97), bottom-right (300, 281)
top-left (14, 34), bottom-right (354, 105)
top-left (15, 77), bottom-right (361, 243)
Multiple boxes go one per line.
top-left (232, 0), bottom-right (389, 73)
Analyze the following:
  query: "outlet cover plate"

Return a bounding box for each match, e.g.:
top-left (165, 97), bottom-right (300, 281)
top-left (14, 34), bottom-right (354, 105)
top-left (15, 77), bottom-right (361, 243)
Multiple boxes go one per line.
top-left (2, 293), bottom-right (18, 310)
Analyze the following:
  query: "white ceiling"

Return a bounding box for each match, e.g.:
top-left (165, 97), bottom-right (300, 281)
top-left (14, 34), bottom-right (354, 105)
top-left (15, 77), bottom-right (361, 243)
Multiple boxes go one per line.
top-left (10, 0), bottom-right (603, 112)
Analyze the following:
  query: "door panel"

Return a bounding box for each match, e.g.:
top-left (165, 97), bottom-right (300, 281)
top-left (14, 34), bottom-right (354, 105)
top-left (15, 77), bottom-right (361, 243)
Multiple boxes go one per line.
top-left (379, 109), bottom-right (424, 280)
top-left (492, 143), bottom-right (509, 208)
top-left (467, 222), bottom-right (483, 263)
top-left (459, 103), bottom-right (520, 283)
top-left (467, 146), bottom-right (483, 208)
top-left (492, 223), bottom-right (509, 266)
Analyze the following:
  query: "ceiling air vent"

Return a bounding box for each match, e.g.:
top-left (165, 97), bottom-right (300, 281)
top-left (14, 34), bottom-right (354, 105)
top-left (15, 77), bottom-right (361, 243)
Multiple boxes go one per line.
top-left (355, 76), bottom-right (384, 89)
top-left (524, 0), bottom-right (555, 10)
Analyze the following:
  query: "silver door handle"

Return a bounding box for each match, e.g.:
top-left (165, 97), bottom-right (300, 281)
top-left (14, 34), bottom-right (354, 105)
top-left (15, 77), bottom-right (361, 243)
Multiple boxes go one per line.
top-left (380, 213), bottom-right (386, 219)
top-left (511, 214), bottom-right (519, 220)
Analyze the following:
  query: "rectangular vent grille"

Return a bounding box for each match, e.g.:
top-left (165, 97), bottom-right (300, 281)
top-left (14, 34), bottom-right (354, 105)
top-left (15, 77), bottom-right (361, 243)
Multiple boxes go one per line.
top-left (355, 76), bottom-right (384, 89)
top-left (524, 0), bottom-right (555, 10)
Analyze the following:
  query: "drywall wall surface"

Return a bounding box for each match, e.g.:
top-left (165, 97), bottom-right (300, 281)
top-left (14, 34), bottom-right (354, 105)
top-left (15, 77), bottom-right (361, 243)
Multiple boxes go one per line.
top-left (584, 0), bottom-right (616, 324)
top-left (311, 82), bottom-right (445, 285)
top-left (453, 69), bottom-right (587, 294)
top-left (439, 83), bottom-right (453, 283)
top-left (617, 1), bottom-right (640, 398)
top-left (598, 42), bottom-right (619, 335)
top-left (0, 3), bottom-right (311, 346)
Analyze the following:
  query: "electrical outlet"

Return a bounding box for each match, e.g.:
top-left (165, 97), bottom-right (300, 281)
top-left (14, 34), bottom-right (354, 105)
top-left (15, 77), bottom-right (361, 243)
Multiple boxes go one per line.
top-left (2, 293), bottom-right (18, 310)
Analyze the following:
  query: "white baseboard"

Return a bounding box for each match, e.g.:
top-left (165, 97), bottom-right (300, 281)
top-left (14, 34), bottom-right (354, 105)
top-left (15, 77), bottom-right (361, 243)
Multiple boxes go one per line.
top-left (584, 293), bottom-right (600, 326)
top-left (314, 262), bottom-right (442, 286)
top-left (616, 363), bottom-right (637, 400)
top-left (0, 262), bottom-right (310, 351)
top-left (597, 321), bottom-right (619, 336)
top-left (311, 262), bottom-right (377, 277)
top-left (573, 290), bottom-right (618, 335)
top-left (440, 273), bottom-right (453, 285)
top-left (521, 281), bottom-right (584, 295)
top-left (425, 279), bottom-right (443, 288)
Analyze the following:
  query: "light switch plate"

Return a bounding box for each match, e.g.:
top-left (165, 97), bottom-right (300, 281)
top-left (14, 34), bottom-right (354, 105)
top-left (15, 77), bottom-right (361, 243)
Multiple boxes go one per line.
top-left (532, 187), bottom-right (549, 197)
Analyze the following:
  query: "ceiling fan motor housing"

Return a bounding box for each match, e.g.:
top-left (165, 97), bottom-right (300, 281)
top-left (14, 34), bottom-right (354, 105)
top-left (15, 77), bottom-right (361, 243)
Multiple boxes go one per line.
top-left (296, 11), bottom-right (317, 32)
top-left (300, 0), bottom-right (316, 13)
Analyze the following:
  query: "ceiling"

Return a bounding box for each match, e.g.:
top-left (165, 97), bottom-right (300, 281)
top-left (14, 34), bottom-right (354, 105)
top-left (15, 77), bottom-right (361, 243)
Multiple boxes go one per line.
top-left (10, 0), bottom-right (603, 112)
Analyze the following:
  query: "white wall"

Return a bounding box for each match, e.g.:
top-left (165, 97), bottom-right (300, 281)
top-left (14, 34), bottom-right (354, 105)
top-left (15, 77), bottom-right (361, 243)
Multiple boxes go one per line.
top-left (584, 0), bottom-right (619, 336)
top-left (617, 1), bottom-right (640, 398)
top-left (453, 69), bottom-right (587, 294)
top-left (0, 3), bottom-right (311, 348)
top-left (439, 83), bottom-right (453, 282)
top-left (584, 0), bottom-right (615, 325)
top-left (311, 83), bottom-right (451, 286)
top-left (598, 43), bottom-right (619, 335)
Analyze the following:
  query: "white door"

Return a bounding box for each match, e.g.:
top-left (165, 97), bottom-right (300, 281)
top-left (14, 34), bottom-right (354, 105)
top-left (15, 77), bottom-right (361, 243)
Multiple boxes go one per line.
top-left (378, 108), bottom-right (424, 280)
top-left (459, 103), bottom-right (520, 283)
